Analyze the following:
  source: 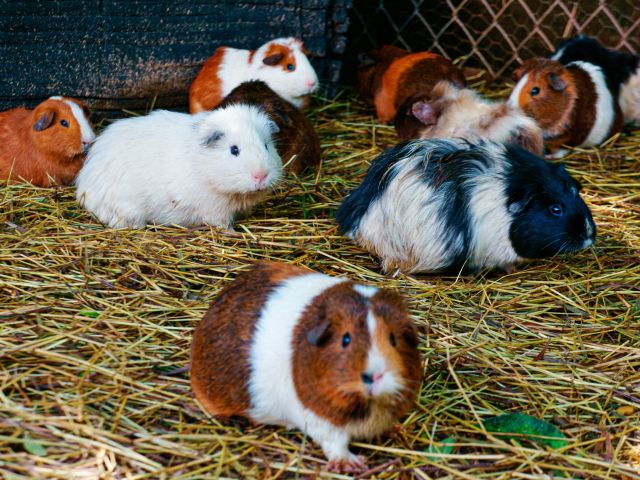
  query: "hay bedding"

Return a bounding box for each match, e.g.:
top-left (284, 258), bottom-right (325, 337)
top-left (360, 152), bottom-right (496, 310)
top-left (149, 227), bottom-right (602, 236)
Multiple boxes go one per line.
top-left (1, 87), bottom-right (639, 479)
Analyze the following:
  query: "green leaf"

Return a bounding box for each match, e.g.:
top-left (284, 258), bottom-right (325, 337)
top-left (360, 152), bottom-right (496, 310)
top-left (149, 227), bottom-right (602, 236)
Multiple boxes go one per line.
top-left (483, 413), bottom-right (568, 449)
top-left (24, 434), bottom-right (47, 456)
top-left (425, 435), bottom-right (455, 461)
top-left (78, 309), bottom-right (100, 318)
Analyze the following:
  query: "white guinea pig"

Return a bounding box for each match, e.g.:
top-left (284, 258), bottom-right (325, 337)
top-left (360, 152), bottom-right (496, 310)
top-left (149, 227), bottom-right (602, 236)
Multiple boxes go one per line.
top-left (190, 37), bottom-right (318, 112)
top-left (75, 104), bottom-right (282, 229)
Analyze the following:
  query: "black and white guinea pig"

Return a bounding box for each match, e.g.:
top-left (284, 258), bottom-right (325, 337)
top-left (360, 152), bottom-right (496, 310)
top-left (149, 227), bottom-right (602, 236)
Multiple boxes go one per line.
top-left (551, 35), bottom-right (640, 125)
top-left (336, 139), bottom-right (596, 274)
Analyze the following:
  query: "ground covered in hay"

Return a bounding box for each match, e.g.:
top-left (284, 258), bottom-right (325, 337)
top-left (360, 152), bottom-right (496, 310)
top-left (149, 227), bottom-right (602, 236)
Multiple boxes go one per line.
top-left (1, 88), bottom-right (639, 480)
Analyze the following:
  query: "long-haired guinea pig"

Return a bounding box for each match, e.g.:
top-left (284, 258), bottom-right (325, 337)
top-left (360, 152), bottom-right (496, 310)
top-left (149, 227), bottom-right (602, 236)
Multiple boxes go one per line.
top-left (75, 104), bottom-right (282, 229)
top-left (508, 57), bottom-right (624, 158)
top-left (550, 35), bottom-right (640, 125)
top-left (356, 45), bottom-right (466, 123)
top-left (217, 80), bottom-right (321, 174)
top-left (0, 96), bottom-right (95, 186)
top-left (336, 139), bottom-right (596, 274)
top-left (394, 81), bottom-right (543, 155)
top-left (189, 37), bottom-right (318, 113)
top-left (190, 261), bottom-right (421, 473)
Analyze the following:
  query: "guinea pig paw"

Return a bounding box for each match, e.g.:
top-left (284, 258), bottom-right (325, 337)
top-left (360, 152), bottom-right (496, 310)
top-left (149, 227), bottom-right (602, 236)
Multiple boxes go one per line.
top-left (545, 149), bottom-right (568, 160)
top-left (326, 454), bottom-right (367, 473)
top-left (501, 264), bottom-right (517, 274)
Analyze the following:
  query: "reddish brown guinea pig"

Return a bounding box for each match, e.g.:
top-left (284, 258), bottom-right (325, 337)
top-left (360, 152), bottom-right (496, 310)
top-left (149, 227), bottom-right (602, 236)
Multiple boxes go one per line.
top-left (508, 57), bottom-right (623, 158)
top-left (356, 45), bottom-right (466, 123)
top-left (217, 80), bottom-right (321, 174)
top-left (0, 96), bottom-right (96, 186)
top-left (190, 261), bottom-right (422, 473)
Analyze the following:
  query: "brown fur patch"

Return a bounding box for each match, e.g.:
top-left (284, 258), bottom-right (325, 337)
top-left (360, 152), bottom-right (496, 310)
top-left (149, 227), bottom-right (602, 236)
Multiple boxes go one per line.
top-left (218, 81), bottom-right (321, 173)
top-left (189, 47), bottom-right (226, 113)
top-left (263, 43), bottom-right (296, 72)
top-left (356, 45), bottom-right (412, 103)
top-left (0, 98), bottom-right (88, 186)
top-left (190, 262), bottom-right (308, 417)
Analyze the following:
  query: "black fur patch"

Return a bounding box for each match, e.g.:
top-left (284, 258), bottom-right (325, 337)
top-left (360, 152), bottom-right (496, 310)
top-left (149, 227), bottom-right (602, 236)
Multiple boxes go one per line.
top-left (504, 145), bottom-right (595, 259)
top-left (552, 35), bottom-right (640, 97)
top-left (336, 141), bottom-right (413, 234)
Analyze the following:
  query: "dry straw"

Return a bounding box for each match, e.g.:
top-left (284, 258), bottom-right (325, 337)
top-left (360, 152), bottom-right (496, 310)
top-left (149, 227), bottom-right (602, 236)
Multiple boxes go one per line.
top-left (1, 87), bottom-right (639, 479)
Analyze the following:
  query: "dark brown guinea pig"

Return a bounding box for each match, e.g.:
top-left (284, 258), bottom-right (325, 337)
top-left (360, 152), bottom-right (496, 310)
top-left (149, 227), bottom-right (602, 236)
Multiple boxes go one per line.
top-left (190, 261), bottom-right (422, 473)
top-left (509, 57), bottom-right (624, 158)
top-left (356, 45), bottom-right (466, 123)
top-left (218, 80), bottom-right (321, 174)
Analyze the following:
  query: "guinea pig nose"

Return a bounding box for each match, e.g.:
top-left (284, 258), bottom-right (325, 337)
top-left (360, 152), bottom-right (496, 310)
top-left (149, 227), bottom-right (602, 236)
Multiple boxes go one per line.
top-left (306, 79), bottom-right (317, 88)
top-left (252, 172), bottom-right (268, 185)
top-left (361, 373), bottom-right (374, 384)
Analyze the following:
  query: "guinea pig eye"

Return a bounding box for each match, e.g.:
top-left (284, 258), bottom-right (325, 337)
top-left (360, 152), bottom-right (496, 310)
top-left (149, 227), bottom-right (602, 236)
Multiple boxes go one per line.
top-left (549, 204), bottom-right (563, 216)
top-left (230, 145), bottom-right (240, 156)
top-left (389, 332), bottom-right (397, 347)
top-left (341, 333), bottom-right (351, 348)
top-left (287, 63), bottom-right (295, 71)
top-left (60, 119), bottom-right (69, 128)
top-left (530, 87), bottom-right (540, 97)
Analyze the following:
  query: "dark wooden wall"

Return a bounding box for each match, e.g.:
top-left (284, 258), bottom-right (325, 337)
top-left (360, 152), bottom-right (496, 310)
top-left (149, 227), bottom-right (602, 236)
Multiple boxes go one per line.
top-left (0, 0), bottom-right (352, 111)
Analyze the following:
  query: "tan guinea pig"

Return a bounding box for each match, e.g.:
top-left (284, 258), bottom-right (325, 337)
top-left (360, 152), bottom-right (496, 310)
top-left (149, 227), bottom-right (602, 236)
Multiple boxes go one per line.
top-left (356, 44), bottom-right (466, 123)
top-left (217, 80), bottom-right (321, 174)
top-left (190, 261), bottom-right (422, 473)
top-left (508, 57), bottom-right (624, 158)
top-left (0, 96), bottom-right (95, 186)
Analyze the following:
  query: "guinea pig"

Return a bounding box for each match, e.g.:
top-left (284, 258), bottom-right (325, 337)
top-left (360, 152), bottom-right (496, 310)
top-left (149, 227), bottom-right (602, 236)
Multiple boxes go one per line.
top-left (550, 35), bottom-right (640, 125)
top-left (336, 139), bottom-right (596, 274)
top-left (394, 81), bottom-right (543, 155)
top-left (217, 80), bottom-right (321, 174)
top-left (0, 96), bottom-right (95, 186)
top-left (189, 37), bottom-right (318, 113)
top-left (190, 261), bottom-right (421, 473)
top-left (75, 104), bottom-right (282, 229)
top-left (356, 45), bottom-right (466, 123)
top-left (508, 57), bottom-right (624, 158)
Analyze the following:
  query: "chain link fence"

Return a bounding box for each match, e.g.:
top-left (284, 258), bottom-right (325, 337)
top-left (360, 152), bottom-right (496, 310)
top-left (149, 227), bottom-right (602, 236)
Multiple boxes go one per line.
top-left (345, 0), bottom-right (640, 81)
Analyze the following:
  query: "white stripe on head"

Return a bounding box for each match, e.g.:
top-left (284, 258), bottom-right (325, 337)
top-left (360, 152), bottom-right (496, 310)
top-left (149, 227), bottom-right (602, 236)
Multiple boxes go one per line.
top-left (508, 73), bottom-right (529, 107)
top-left (49, 96), bottom-right (62, 100)
top-left (353, 284), bottom-right (377, 299)
top-left (63, 99), bottom-right (96, 144)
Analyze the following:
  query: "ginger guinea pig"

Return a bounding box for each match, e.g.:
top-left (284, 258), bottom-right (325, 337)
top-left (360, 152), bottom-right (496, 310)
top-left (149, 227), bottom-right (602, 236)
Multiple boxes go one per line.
top-left (0, 96), bottom-right (95, 186)
top-left (76, 104), bottom-right (282, 229)
top-left (218, 80), bottom-right (321, 174)
top-left (337, 139), bottom-right (596, 274)
top-left (394, 81), bottom-right (543, 155)
top-left (189, 37), bottom-right (318, 113)
top-left (550, 35), bottom-right (640, 125)
top-left (190, 261), bottom-right (422, 473)
top-left (356, 45), bottom-right (466, 123)
top-left (508, 57), bottom-right (624, 158)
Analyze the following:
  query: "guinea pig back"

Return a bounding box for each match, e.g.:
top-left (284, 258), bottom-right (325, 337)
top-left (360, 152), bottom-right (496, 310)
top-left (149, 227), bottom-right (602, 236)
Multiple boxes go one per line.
top-left (190, 261), bottom-right (421, 471)
top-left (336, 139), bottom-right (596, 274)
top-left (218, 81), bottom-right (321, 174)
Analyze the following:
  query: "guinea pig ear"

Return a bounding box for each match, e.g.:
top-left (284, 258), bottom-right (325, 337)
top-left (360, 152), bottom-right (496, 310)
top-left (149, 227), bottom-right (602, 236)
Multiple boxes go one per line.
top-left (512, 65), bottom-right (526, 82)
top-left (306, 319), bottom-right (331, 347)
top-left (263, 53), bottom-right (284, 66)
top-left (410, 100), bottom-right (441, 126)
top-left (508, 191), bottom-right (535, 215)
top-left (33, 110), bottom-right (55, 131)
top-left (203, 130), bottom-right (225, 147)
top-left (357, 52), bottom-right (376, 67)
top-left (266, 119), bottom-right (280, 134)
top-left (548, 73), bottom-right (567, 91)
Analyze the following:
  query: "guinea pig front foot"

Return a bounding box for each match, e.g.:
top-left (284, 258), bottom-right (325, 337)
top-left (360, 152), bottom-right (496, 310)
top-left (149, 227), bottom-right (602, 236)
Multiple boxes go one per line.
top-left (545, 148), bottom-right (568, 160)
top-left (326, 454), bottom-right (367, 473)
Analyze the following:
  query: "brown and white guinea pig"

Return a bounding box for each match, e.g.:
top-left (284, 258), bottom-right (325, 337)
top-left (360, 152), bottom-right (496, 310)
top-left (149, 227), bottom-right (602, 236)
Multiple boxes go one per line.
top-left (190, 261), bottom-right (422, 473)
top-left (550, 35), bottom-right (640, 125)
top-left (356, 45), bottom-right (466, 123)
top-left (336, 139), bottom-right (596, 274)
top-left (189, 37), bottom-right (318, 113)
top-left (394, 81), bottom-right (543, 155)
top-left (217, 80), bottom-right (321, 174)
top-left (508, 57), bottom-right (624, 158)
top-left (0, 96), bottom-right (95, 186)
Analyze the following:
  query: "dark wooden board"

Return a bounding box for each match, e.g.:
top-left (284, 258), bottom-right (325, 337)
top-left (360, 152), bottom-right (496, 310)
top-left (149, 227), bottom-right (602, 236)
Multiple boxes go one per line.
top-left (0, 0), bottom-right (352, 111)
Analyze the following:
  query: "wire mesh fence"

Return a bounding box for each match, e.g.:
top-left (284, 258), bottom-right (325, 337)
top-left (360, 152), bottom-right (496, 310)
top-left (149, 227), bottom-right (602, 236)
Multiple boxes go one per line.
top-left (346, 0), bottom-right (640, 80)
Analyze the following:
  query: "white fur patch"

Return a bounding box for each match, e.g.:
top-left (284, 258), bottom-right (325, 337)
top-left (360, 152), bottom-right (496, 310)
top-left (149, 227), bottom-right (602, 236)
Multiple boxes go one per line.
top-left (569, 61), bottom-right (616, 146)
top-left (248, 273), bottom-right (357, 460)
top-left (508, 73), bottom-right (529, 108)
top-left (620, 66), bottom-right (640, 124)
top-left (353, 284), bottom-right (377, 298)
top-left (549, 47), bottom-right (564, 61)
top-left (63, 99), bottom-right (95, 144)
